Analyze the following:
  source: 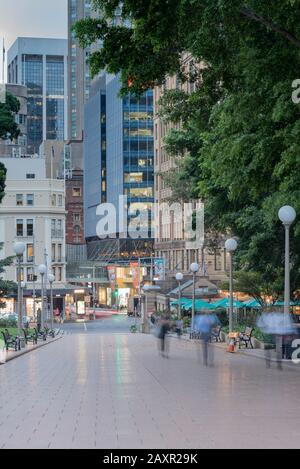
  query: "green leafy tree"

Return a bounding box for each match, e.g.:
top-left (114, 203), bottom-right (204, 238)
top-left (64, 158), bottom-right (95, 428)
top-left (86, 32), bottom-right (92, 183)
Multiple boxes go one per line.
top-left (0, 90), bottom-right (17, 246)
top-left (74, 1), bottom-right (300, 298)
top-left (0, 91), bottom-right (17, 302)
top-left (0, 244), bottom-right (17, 309)
top-left (220, 271), bottom-right (282, 307)
top-left (0, 92), bottom-right (20, 140)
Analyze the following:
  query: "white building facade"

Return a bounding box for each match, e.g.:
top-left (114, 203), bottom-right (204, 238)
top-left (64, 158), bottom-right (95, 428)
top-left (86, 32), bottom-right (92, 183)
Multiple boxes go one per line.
top-left (0, 156), bottom-right (66, 316)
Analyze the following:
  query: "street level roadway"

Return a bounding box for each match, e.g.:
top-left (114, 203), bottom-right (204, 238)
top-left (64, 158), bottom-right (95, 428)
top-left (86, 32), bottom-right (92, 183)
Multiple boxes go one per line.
top-left (0, 315), bottom-right (300, 449)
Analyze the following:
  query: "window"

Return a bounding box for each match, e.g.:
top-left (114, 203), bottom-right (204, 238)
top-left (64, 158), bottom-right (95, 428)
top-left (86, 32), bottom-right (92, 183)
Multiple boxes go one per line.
top-left (17, 267), bottom-right (24, 282)
top-left (26, 194), bottom-right (34, 206)
top-left (26, 174), bottom-right (35, 179)
top-left (51, 194), bottom-right (57, 206)
top-left (58, 244), bottom-right (62, 262)
top-left (52, 244), bottom-right (56, 262)
top-left (16, 194), bottom-right (23, 206)
top-left (27, 220), bottom-right (34, 236)
top-left (57, 267), bottom-right (62, 282)
top-left (124, 173), bottom-right (144, 183)
top-left (27, 244), bottom-right (34, 263)
top-left (16, 219), bottom-right (23, 237)
top-left (58, 194), bottom-right (63, 207)
top-left (73, 213), bottom-right (80, 223)
top-left (27, 267), bottom-right (34, 282)
top-left (72, 187), bottom-right (81, 197)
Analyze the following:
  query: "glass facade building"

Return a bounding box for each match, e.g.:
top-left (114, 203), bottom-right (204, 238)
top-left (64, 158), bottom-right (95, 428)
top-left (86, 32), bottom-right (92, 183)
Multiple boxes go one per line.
top-left (68, 0), bottom-right (92, 140)
top-left (46, 56), bottom-right (65, 141)
top-left (7, 38), bottom-right (67, 154)
top-left (84, 74), bottom-right (154, 260)
top-left (123, 91), bottom-right (154, 237)
top-left (22, 54), bottom-right (43, 154)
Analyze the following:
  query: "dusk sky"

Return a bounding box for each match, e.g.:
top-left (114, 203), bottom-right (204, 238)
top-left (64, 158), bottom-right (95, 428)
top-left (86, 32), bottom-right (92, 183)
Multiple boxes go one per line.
top-left (0, 0), bottom-right (67, 80)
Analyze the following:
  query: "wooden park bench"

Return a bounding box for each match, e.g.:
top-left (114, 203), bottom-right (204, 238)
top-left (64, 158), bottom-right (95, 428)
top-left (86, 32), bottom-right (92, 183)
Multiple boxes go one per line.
top-left (22, 328), bottom-right (38, 345)
top-left (239, 327), bottom-right (254, 349)
top-left (1, 330), bottom-right (21, 351)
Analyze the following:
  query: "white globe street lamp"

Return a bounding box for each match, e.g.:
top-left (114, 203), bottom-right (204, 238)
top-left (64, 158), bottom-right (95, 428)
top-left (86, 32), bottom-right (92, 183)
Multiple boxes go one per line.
top-left (14, 242), bottom-right (26, 257)
top-left (225, 238), bottom-right (238, 253)
top-left (14, 242), bottom-right (26, 331)
top-left (38, 264), bottom-right (47, 276)
top-left (190, 263), bottom-right (200, 274)
top-left (278, 206), bottom-right (297, 226)
top-left (279, 206), bottom-right (296, 323)
top-left (225, 238), bottom-right (238, 333)
top-left (38, 264), bottom-right (47, 330)
top-left (48, 274), bottom-right (55, 284)
top-left (190, 263), bottom-right (199, 335)
top-left (176, 273), bottom-right (184, 320)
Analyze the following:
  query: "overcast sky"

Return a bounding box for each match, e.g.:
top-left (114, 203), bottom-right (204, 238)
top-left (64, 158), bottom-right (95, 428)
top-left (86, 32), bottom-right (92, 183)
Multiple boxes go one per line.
top-left (0, 0), bottom-right (67, 81)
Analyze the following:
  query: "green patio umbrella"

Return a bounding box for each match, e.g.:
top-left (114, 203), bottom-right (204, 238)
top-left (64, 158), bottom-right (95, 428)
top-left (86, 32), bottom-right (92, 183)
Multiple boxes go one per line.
top-left (182, 299), bottom-right (214, 311)
top-left (274, 300), bottom-right (300, 307)
top-left (211, 298), bottom-right (244, 309)
top-left (243, 299), bottom-right (262, 309)
top-left (170, 298), bottom-right (191, 307)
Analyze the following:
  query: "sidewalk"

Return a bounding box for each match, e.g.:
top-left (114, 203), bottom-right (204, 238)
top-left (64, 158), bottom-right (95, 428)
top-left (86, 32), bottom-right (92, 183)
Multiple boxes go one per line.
top-left (2, 333), bottom-right (64, 364)
top-left (169, 332), bottom-right (300, 370)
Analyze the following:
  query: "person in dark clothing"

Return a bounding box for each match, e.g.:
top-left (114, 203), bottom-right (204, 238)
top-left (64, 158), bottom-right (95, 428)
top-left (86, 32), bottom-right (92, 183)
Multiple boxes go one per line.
top-left (158, 315), bottom-right (171, 358)
top-left (37, 308), bottom-right (42, 332)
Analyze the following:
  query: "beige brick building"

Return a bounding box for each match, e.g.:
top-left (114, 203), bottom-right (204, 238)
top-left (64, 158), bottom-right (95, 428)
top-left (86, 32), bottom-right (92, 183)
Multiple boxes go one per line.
top-left (154, 54), bottom-right (228, 284)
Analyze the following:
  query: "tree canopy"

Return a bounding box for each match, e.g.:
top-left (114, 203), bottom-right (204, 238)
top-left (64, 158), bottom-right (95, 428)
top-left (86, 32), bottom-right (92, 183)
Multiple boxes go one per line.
top-left (0, 243), bottom-right (17, 309)
top-left (74, 0), bottom-right (300, 298)
top-left (0, 92), bottom-right (20, 140)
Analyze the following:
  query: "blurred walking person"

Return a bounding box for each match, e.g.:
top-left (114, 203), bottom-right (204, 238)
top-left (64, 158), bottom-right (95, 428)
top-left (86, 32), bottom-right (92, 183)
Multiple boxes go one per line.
top-left (157, 314), bottom-right (171, 358)
top-left (176, 318), bottom-right (183, 338)
top-left (195, 310), bottom-right (220, 366)
top-left (257, 312), bottom-right (297, 370)
top-left (36, 308), bottom-right (42, 333)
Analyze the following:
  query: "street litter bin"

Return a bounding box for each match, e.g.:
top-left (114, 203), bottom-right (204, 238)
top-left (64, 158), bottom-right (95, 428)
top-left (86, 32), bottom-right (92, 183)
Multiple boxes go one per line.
top-left (227, 332), bottom-right (239, 353)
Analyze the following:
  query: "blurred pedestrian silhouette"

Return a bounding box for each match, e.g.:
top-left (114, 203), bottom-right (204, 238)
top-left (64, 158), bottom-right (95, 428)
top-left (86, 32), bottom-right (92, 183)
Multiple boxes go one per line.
top-left (257, 312), bottom-right (297, 370)
top-left (176, 318), bottom-right (183, 338)
top-left (195, 310), bottom-right (220, 366)
top-left (37, 308), bottom-right (42, 332)
top-left (157, 314), bottom-right (171, 358)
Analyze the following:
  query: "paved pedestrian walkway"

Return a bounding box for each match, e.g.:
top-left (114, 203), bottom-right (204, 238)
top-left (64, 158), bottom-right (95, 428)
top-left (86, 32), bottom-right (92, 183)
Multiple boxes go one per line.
top-left (1, 331), bottom-right (300, 449)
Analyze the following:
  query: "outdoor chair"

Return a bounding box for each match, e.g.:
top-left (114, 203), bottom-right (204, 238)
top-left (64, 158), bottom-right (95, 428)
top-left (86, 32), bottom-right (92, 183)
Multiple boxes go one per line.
top-left (239, 327), bottom-right (254, 349)
top-left (210, 326), bottom-right (223, 343)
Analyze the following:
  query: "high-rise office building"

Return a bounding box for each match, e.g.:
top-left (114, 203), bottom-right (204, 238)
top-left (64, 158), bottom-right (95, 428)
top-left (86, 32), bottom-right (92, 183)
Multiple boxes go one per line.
top-left (68, 0), bottom-right (125, 141)
top-left (68, 0), bottom-right (92, 140)
top-left (7, 38), bottom-right (68, 154)
top-left (84, 74), bottom-right (154, 308)
top-left (84, 74), bottom-right (154, 262)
